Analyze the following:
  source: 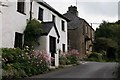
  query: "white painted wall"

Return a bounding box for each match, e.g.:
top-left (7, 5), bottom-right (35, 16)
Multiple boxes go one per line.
top-left (56, 17), bottom-right (68, 52)
top-left (32, 1), bottom-right (52, 22)
top-left (38, 36), bottom-right (48, 52)
top-left (48, 27), bottom-right (58, 66)
top-left (0, 6), bottom-right (2, 48)
top-left (2, 0), bottom-right (30, 48)
top-left (118, 1), bottom-right (120, 20)
top-left (1, 0), bottom-right (68, 66)
top-left (32, 1), bottom-right (68, 52)
top-left (39, 26), bottom-right (59, 66)
top-left (1, 0), bottom-right (68, 51)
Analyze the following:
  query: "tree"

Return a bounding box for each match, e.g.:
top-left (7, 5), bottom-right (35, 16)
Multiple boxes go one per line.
top-left (24, 19), bottom-right (42, 48)
top-left (94, 37), bottom-right (118, 59)
top-left (94, 20), bottom-right (120, 60)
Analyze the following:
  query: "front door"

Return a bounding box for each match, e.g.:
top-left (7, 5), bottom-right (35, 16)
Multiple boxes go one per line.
top-left (49, 36), bottom-right (56, 66)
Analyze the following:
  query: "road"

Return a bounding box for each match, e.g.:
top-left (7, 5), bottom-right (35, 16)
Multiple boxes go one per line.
top-left (31, 62), bottom-right (118, 78)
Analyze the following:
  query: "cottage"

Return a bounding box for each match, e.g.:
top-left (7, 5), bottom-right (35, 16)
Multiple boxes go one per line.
top-left (0, 5), bottom-right (2, 48)
top-left (64, 6), bottom-right (94, 58)
top-left (118, 1), bottom-right (120, 20)
top-left (1, 0), bottom-right (69, 66)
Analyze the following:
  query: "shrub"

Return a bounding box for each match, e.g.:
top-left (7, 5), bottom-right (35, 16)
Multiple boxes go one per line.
top-left (86, 52), bottom-right (104, 62)
top-left (2, 48), bottom-right (50, 79)
top-left (59, 49), bottom-right (80, 65)
top-left (24, 19), bottom-right (42, 48)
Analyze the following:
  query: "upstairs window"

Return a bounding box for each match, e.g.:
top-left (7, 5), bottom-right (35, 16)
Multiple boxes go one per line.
top-left (61, 20), bottom-right (65, 31)
top-left (52, 15), bottom-right (55, 22)
top-left (38, 7), bottom-right (43, 21)
top-left (17, 0), bottom-right (25, 14)
top-left (14, 32), bottom-right (23, 49)
top-left (86, 25), bottom-right (88, 34)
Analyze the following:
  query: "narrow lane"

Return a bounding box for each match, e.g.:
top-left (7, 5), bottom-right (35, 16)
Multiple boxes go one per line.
top-left (31, 62), bottom-right (118, 78)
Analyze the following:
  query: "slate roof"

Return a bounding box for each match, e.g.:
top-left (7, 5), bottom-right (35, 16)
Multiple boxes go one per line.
top-left (41, 22), bottom-right (60, 38)
top-left (63, 12), bottom-right (84, 29)
top-left (36, 0), bottom-right (70, 22)
top-left (63, 12), bottom-right (94, 30)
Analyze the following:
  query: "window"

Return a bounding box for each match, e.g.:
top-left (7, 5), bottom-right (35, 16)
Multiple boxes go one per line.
top-left (62, 44), bottom-right (65, 52)
top-left (17, 0), bottom-right (25, 14)
top-left (61, 20), bottom-right (65, 31)
top-left (38, 7), bottom-right (43, 21)
top-left (14, 32), bottom-right (23, 49)
top-left (86, 25), bottom-right (88, 34)
top-left (83, 25), bottom-right (85, 35)
top-left (52, 15), bottom-right (55, 22)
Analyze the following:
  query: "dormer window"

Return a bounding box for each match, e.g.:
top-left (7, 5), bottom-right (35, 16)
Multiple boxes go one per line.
top-left (17, 0), bottom-right (25, 14)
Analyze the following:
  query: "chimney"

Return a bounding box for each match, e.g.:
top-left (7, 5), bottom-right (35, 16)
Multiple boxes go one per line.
top-left (67, 5), bottom-right (78, 16)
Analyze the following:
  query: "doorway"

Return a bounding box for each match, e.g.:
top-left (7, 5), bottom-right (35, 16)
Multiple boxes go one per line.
top-left (49, 36), bottom-right (56, 66)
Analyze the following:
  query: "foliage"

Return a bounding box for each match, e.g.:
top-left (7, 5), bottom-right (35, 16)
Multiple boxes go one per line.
top-left (2, 48), bottom-right (50, 79)
top-left (59, 49), bottom-right (80, 65)
top-left (94, 37), bottom-right (118, 52)
top-left (24, 19), bottom-right (42, 48)
top-left (85, 52), bottom-right (104, 62)
top-left (94, 20), bottom-right (120, 60)
top-left (94, 20), bottom-right (120, 77)
top-left (94, 37), bottom-right (118, 60)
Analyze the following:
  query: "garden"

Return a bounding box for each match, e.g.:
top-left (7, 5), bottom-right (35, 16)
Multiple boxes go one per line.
top-left (2, 48), bottom-right (80, 79)
top-left (2, 47), bottom-right (50, 79)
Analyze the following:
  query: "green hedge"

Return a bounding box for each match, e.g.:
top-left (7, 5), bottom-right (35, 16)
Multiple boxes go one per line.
top-left (2, 48), bottom-right (50, 79)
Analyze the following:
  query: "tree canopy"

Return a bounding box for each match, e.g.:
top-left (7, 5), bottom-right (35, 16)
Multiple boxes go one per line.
top-left (94, 20), bottom-right (120, 60)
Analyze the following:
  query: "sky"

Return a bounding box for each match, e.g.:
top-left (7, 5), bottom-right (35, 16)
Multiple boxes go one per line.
top-left (44, 0), bottom-right (119, 30)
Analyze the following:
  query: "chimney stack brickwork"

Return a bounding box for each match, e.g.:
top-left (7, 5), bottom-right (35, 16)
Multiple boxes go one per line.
top-left (67, 5), bottom-right (78, 16)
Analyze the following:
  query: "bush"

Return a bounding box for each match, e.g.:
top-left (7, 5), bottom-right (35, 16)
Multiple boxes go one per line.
top-left (24, 19), bottom-right (42, 48)
top-left (59, 49), bottom-right (80, 65)
top-left (2, 48), bottom-right (50, 79)
top-left (85, 52), bottom-right (104, 62)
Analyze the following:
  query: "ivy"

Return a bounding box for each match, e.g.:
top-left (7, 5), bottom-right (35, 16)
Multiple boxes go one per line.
top-left (24, 19), bottom-right (42, 48)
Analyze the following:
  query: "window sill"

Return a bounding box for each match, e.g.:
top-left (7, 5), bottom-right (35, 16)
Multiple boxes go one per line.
top-left (17, 10), bottom-right (26, 15)
top-left (62, 30), bottom-right (65, 32)
top-left (38, 19), bottom-right (43, 22)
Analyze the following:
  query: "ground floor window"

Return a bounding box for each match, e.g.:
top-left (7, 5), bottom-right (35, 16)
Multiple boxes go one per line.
top-left (14, 32), bottom-right (23, 49)
top-left (62, 44), bottom-right (65, 52)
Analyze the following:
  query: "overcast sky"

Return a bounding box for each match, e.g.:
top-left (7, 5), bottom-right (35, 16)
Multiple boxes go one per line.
top-left (44, 0), bottom-right (119, 30)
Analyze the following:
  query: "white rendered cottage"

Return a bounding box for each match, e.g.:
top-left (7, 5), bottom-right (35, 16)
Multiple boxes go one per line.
top-left (0, 5), bottom-right (2, 48)
top-left (1, 0), bottom-right (69, 66)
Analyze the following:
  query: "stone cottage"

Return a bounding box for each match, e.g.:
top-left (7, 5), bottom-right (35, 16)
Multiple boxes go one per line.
top-left (64, 6), bottom-right (94, 58)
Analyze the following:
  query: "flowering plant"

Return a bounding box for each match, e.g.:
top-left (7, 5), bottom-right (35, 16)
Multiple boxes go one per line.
top-left (59, 49), bottom-right (80, 65)
top-left (2, 48), bottom-right (51, 79)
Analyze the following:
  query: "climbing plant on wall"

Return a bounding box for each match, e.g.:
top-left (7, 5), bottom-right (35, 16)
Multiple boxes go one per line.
top-left (24, 19), bottom-right (42, 48)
